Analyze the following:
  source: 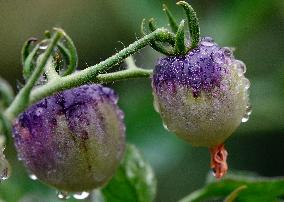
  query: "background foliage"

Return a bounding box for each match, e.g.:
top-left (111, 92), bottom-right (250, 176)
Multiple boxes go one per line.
top-left (0, 0), bottom-right (283, 201)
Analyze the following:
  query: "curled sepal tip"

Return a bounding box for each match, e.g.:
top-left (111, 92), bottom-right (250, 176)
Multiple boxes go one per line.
top-left (174, 20), bottom-right (186, 55)
top-left (177, 1), bottom-right (200, 49)
top-left (54, 28), bottom-right (78, 76)
top-left (21, 37), bottom-right (38, 66)
top-left (141, 18), bottom-right (175, 56)
top-left (22, 43), bottom-right (40, 81)
top-left (162, 4), bottom-right (179, 33)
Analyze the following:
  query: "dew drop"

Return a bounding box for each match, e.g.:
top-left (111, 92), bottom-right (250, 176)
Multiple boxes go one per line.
top-left (246, 104), bottom-right (252, 116)
top-left (57, 191), bottom-right (70, 200)
top-left (153, 100), bottom-right (160, 113)
top-left (242, 78), bottom-right (250, 90)
top-left (234, 60), bottom-right (246, 75)
top-left (212, 51), bottom-right (225, 64)
top-left (73, 192), bottom-right (90, 200)
top-left (162, 122), bottom-right (169, 131)
top-left (29, 174), bottom-right (38, 180)
top-left (241, 114), bottom-right (249, 123)
top-left (0, 149), bottom-right (11, 182)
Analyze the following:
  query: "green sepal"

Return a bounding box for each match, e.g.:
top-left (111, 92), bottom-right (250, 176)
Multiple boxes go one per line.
top-left (140, 18), bottom-right (148, 36)
top-left (177, 1), bottom-right (200, 49)
top-left (54, 28), bottom-right (78, 76)
top-left (148, 18), bottom-right (175, 56)
top-left (21, 38), bottom-right (37, 66)
top-left (22, 43), bottom-right (40, 81)
top-left (174, 20), bottom-right (187, 55)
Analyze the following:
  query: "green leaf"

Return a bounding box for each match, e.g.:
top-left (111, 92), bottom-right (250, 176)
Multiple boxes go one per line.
top-left (224, 185), bottom-right (247, 202)
top-left (101, 144), bottom-right (157, 202)
top-left (179, 172), bottom-right (284, 202)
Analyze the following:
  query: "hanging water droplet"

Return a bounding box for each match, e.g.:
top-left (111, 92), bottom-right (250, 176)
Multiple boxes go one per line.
top-left (73, 192), bottom-right (90, 200)
top-left (57, 191), bottom-right (70, 200)
top-left (242, 78), bottom-right (250, 90)
top-left (0, 149), bottom-right (10, 182)
top-left (246, 104), bottom-right (252, 116)
top-left (29, 174), bottom-right (38, 180)
top-left (241, 114), bottom-right (249, 123)
top-left (153, 100), bottom-right (160, 113)
top-left (162, 122), bottom-right (169, 131)
top-left (0, 163), bottom-right (10, 182)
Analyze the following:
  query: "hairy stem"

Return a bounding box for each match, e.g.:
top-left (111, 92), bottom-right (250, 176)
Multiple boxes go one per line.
top-left (4, 29), bottom-right (168, 120)
top-left (95, 68), bottom-right (152, 83)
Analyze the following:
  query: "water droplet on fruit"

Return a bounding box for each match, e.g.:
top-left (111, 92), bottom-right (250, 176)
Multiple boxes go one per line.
top-left (200, 40), bottom-right (214, 47)
top-left (29, 174), bottom-right (38, 180)
top-left (57, 191), bottom-right (70, 200)
top-left (153, 100), bottom-right (160, 113)
top-left (234, 60), bottom-right (246, 75)
top-left (241, 114), bottom-right (249, 123)
top-left (243, 78), bottom-right (250, 90)
top-left (0, 149), bottom-right (10, 182)
top-left (163, 122), bottom-right (169, 131)
top-left (73, 192), bottom-right (90, 200)
top-left (246, 104), bottom-right (252, 116)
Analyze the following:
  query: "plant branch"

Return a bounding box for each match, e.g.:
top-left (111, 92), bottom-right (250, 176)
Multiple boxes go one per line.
top-left (4, 28), bottom-right (169, 120)
top-left (96, 68), bottom-right (152, 83)
top-left (4, 31), bottom-right (63, 121)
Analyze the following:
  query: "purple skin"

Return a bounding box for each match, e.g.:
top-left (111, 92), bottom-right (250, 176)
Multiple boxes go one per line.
top-left (13, 84), bottom-right (125, 192)
top-left (152, 37), bottom-right (249, 147)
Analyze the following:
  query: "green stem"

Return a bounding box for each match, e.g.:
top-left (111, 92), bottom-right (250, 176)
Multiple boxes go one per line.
top-left (4, 31), bottom-right (63, 121)
top-left (4, 28), bottom-right (168, 120)
top-left (95, 68), bottom-right (152, 83)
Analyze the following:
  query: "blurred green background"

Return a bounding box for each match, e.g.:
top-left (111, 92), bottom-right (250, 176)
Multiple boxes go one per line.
top-left (0, 0), bottom-right (283, 201)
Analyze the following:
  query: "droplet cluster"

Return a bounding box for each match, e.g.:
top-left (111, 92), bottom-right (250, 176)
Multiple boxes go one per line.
top-left (13, 84), bottom-right (125, 192)
top-left (152, 37), bottom-right (251, 147)
top-left (153, 37), bottom-right (230, 97)
top-left (0, 147), bottom-right (10, 182)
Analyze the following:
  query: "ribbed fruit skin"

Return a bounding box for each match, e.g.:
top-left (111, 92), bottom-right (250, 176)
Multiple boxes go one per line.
top-left (152, 37), bottom-right (250, 147)
top-left (13, 84), bottom-right (125, 192)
